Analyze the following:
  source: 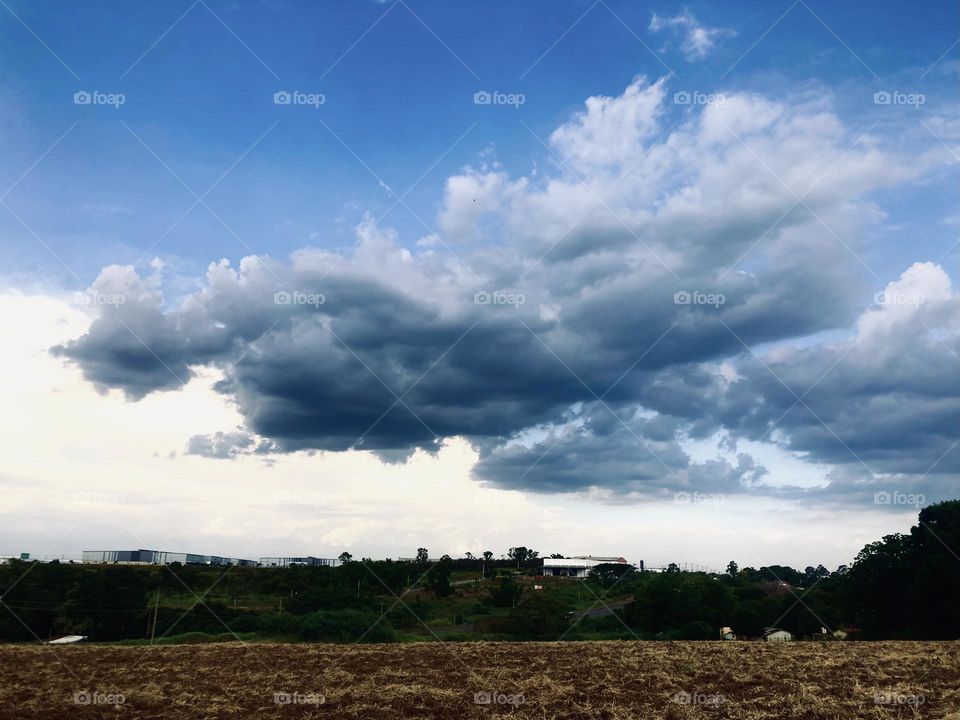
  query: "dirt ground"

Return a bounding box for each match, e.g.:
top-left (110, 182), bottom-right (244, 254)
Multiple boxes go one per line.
top-left (1, 640), bottom-right (958, 719)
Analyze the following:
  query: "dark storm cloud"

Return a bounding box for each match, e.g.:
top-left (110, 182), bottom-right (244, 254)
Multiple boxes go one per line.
top-left (51, 79), bottom-right (957, 504)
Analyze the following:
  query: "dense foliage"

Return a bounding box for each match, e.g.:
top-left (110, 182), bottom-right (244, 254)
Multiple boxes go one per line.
top-left (1, 502), bottom-right (957, 642)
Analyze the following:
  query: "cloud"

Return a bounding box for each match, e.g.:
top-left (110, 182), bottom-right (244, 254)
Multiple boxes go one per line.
top-left (186, 430), bottom-right (277, 458)
top-left (649, 10), bottom-right (734, 61)
top-left (51, 77), bottom-right (956, 506)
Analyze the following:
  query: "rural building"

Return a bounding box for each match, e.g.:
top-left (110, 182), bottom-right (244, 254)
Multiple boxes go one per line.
top-left (763, 628), bottom-right (793, 642)
top-left (81, 549), bottom-right (257, 566)
top-left (259, 556), bottom-right (341, 568)
top-left (720, 626), bottom-right (736, 640)
top-left (542, 555), bottom-right (632, 578)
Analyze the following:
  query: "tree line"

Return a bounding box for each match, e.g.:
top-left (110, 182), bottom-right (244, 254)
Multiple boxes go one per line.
top-left (0, 502), bottom-right (957, 642)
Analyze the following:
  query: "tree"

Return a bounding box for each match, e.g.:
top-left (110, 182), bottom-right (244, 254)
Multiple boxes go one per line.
top-left (588, 563), bottom-right (636, 586)
top-left (428, 558), bottom-right (452, 597)
top-left (338, 552), bottom-right (353, 563)
top-left (549, 553), bottom-right (564, 559)
top-left (726, 561), bottom-right (738, 577)
top-left (482, 551), bottom-right (493, 561)
top-left (506, 594), bottom-right (567, 638)
top-left (415, 548), bottom-right (429, 564)
top-left (666, 563), bottom-right (680, 574)
top-left (488, 576), bottom-right (522, 608)
top-left (464, 552), bottom-right (474, 560)
top-left (507, 547), bottom-right (538, 567)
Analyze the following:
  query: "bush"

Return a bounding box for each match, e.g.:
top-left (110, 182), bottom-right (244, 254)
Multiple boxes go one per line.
top-left (672, 621), bottom-right (714, 640)
top-left (300, 609), bottom-right (396, 643)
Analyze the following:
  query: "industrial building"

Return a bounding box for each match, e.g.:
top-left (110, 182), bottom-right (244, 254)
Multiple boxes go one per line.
top-left (259, 556), bottom-right (341, 568)
top-left (541, 555), bottom-right (635, 578)
top-left (81, 549), bottom-right (257, 566)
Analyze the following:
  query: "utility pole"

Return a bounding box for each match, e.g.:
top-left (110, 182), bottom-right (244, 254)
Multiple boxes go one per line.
top-left (149, 590), bottom-right (159, 644)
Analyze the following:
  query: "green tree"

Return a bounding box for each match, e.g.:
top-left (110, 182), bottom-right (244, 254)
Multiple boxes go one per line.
top-left (507, 547), bottom-right (538, 567)
top-left (588, 563), bottom-right (636, 586)
top-left (428, 558), bottom-right (453, 597)
top-left (415, 548), bottom-right (429, 564)
top-left (488, 576), bottom-right (522, 608)
top-left (506, 593), bottom-right (567, 638)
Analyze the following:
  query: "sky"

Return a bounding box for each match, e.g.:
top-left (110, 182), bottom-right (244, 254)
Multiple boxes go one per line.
top-left (0, 0), bottom-right (958, 570)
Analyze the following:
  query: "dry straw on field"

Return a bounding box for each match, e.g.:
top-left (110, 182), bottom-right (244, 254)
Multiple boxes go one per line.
top-left (1, 640), bottom-right (957, 719)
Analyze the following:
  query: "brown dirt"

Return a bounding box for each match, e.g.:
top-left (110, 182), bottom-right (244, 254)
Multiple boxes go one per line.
top-left (1, 640), bottom-right (958, 719)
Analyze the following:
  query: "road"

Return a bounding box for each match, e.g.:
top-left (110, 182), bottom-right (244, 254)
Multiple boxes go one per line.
top-left (569, 598), bottom-right (632, 619)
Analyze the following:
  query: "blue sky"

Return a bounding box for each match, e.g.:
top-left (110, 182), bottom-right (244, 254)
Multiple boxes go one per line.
top-left (2, 0), bottom-right (957, 288)
top-left (1, 1), bottom-right (959, 565)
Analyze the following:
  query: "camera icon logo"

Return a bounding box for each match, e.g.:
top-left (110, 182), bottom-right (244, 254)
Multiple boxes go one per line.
top-left (274, 291), bottom-right (292, 305)
top-left (673, 91), bottom-right (691, 105)
top-left (73, 691), bottom-right (91, 705)
top-left (274, 91), bottom-right (292, 105)
top-left (673, 291), bottom-right (691, 305)
top-left (474, 691), bottom-right (492, 704)
top-left (473, 91), bottom-right (492, 105)
top-left (874, 491), bottom-right (892, 505)
top-left (273, 692), bottom-right (292, 705)
top-left (674, 492), bottom-right (691, 504)
top-left (873, 91), bottom-right (891, 105)
top-left (473, 291), bottom-right (491, 304)
top-left (74, 91), bottom-right (92, 105)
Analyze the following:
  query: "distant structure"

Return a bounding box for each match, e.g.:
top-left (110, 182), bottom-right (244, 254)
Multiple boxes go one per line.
top-left (541, 555), bottom-right (634, 578)
top-left (763, 627), bottom-right (793, 642)
top-left (259, 556), bottom-right (341, 568)
top-left (81, 549), bottom-right (257, 566)
top-left (45, 635), bottom-right (87, 644)
top-left (720, 626), bottom-right (736, 640)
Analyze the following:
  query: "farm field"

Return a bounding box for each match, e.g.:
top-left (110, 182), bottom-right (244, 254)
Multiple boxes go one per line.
top-left (1, 641), bottom-right (958, 719)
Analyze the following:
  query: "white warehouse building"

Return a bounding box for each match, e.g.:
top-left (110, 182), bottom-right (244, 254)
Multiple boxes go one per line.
top-left (542, 555), bottom-right (634, 578)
